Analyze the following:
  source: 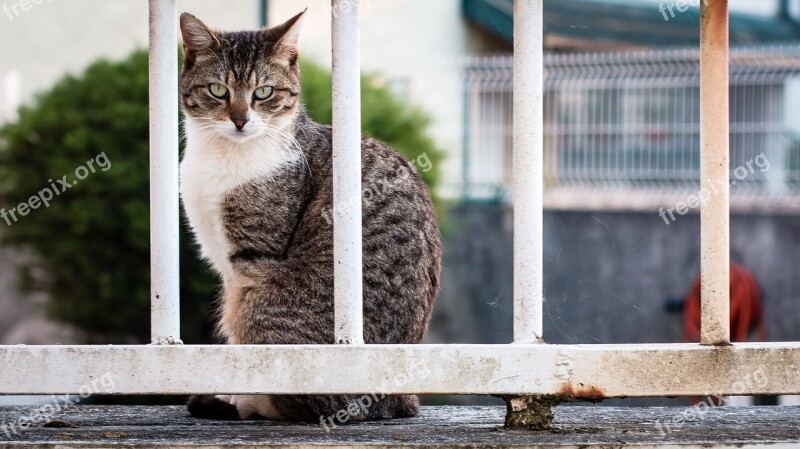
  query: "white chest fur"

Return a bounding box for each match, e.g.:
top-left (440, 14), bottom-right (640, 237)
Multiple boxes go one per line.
top-left (180, 118), bottom-right (298, 284)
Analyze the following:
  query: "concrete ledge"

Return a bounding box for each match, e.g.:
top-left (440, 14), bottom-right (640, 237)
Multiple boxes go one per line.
top-left (1, 405), bottom-right (799, 448)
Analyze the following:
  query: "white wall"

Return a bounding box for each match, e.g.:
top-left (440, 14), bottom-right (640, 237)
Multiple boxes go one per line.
top-left (0, 0), bottom-right (260, 107)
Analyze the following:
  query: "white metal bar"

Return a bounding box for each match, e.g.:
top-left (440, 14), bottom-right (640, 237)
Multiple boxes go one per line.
top-left (148, 0), bottom-right (181, 345)
top-left (0, 70), bottom-right (21, 122)
top-left (331, 0), bottom-right (364, 345)
top-left (1, 343), bottom-right (799, 396)
top-left (778, 395), bottom-right (800, 406)
top-left (699, 0), bottom-right (730, 346)
top-left (513, 0), bottom-right (544, 343)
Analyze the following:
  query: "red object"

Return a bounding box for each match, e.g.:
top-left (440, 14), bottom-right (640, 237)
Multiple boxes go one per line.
top-left (683, 263), bottom-right (766, 343)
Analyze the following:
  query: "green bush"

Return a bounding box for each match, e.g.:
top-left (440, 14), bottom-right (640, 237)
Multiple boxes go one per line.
top-left (300, 61), bottom-right (443, 192)
top-left (0, 50), bottom-right (444, 343)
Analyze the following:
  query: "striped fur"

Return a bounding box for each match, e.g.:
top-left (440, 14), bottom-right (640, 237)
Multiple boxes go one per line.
top-left (179, 11), bottom-right (442, 423)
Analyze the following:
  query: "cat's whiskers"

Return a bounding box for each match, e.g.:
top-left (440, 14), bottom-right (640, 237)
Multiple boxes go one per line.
top-left (256, 125), bottom-right (312, 178)
top-left (275, 128), bottom-right (311, 178)
top-left (191, 126), bottom-right (223, 148)
top-left (185, 117), bottom-right (225, 148)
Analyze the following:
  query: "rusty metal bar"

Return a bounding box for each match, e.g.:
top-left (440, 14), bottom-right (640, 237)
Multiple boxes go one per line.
top-left (699, 0), bottom-right (730, 345)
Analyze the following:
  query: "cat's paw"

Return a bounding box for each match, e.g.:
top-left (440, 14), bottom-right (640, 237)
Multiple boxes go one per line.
top-left (187, 394), bottom-right (240, 420)
top-left (229, 394), bottom-right (284, 420)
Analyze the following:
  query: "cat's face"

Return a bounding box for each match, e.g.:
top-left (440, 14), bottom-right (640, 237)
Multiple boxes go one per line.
top-left (179, 12), bottom-right (304, 143)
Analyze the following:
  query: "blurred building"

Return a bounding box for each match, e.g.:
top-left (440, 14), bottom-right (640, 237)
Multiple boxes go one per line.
top-left (461, 0), bottom-right (800, 206)
top-left (441, 1), bottom-right (800, 357)
top-left (464, 47), bottom-right (800, 206)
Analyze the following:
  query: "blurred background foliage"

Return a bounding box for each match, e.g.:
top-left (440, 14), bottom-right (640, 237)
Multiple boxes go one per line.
top-left (0, 49), bottom-right (444, 344)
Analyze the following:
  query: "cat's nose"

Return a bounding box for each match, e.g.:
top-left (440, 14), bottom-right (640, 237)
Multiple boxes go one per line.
top-left (231, 116), bottom-right (249, 131)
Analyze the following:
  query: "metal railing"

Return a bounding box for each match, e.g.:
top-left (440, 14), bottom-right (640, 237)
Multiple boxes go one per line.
top-left (463, 45), bottom-right (800, 202)
top-left (1, 0), bottom-right (800, 427)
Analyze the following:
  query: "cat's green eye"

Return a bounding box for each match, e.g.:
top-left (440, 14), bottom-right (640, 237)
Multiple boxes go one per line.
top-left (253, 86), bottom-right (274, 100)
top-left (208, 83), bottom-right (229, 99)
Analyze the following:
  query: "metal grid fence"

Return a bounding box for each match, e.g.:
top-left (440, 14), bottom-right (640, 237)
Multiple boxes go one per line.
top-left (463, 45), bottom-right (800, 202)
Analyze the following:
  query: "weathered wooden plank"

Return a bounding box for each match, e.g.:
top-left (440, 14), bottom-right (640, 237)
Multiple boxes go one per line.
top-left (0, 405), bottom-right (799, 448)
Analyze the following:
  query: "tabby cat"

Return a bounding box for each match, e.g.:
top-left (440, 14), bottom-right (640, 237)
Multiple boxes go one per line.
top-left (179, 10), bottom-right (442, 422)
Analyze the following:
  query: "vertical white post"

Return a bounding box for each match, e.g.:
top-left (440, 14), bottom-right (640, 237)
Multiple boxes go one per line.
top-left (331, 0), bottom-right (364, 345)
top-left (149, 0), bottom-right (181, 345)
top-left (513, 0), bottom-right (544, 343)
top-left (700, 0), bottom-right (730, 346)
top-left (0, 71), bottom-right (20, 123)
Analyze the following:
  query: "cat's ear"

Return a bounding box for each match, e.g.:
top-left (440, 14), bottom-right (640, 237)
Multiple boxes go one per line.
top-left (268, 9), bottom-right (306, 62)
top-left (180, 13), bottom-right (220, 53)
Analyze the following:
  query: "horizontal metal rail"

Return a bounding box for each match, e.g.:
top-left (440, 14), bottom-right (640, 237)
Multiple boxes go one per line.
top-left (1, 343), bottom-right (799, 396)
